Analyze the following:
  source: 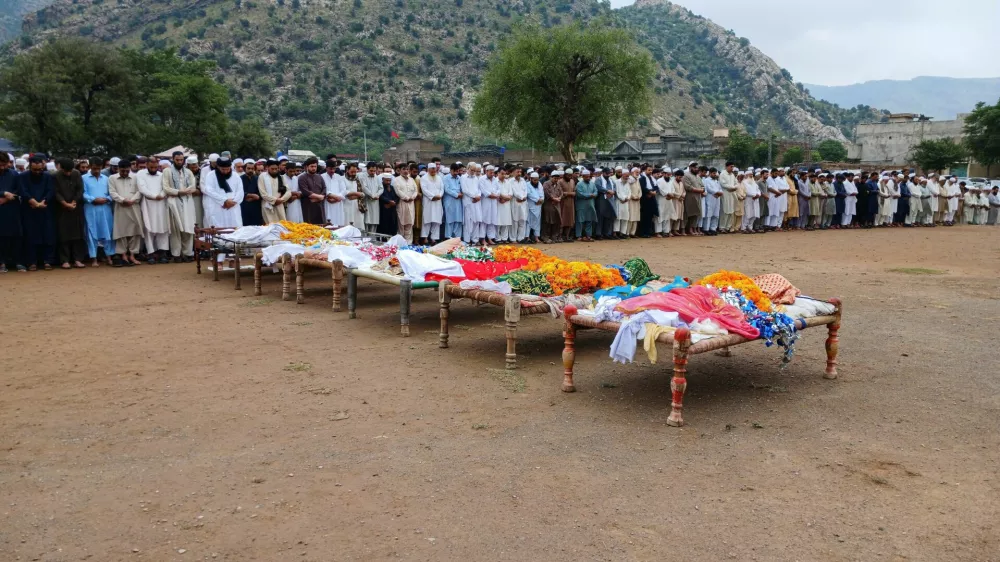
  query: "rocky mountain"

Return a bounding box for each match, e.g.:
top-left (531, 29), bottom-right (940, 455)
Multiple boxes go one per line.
top-left (2, 0), bottom-right (874, 156)
top-left (805, 76), bottom-right (1000, 121)
top-left (0, 0), bottom-right (51, 44)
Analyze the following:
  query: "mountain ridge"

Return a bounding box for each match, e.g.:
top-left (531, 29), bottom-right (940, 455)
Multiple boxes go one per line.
top-left (804, 76), bottom-right (1000, 121)
top-left (3, 0), bottom-right (874, 157)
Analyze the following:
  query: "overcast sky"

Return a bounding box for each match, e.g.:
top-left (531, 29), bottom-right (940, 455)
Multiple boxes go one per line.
top-left (611, 0), bottom-right (1000, 86)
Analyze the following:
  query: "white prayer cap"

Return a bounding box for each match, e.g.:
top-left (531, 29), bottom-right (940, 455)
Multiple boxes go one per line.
top-left (908, 173), bottom-right (916, 178)
top-left (15, 158), bottom-right (27, 167)
top-left (427, 162), bottom-right (437, 169)
top-left (317, 160), bottom-right (326, 168)
top-left (277, 155), bottom-right (289, 162)
top-left (295, 162), bottom-right (303, 167)
top-left (336, 164), bottom-right (344, 171)
top-left (551, 170), bottom-right (564, 177)
top-left (526, 167), bottom-right (534, 173)
top-left (928, 172), bottom-right (936, 177)
top-left (379, 172), bottom-right (393, 180)
top-left (688, 161), bottom-right (698, 166)
top-left (662, 166), bottom-right (671, 172)
top-left (529, 172), bottom-right (539, 179)
top-left (630, 167), bottom-right (640, 173)
top-left (455, 161), bottom-right (463, 165)
top-left (896, 173), bottom-right (904, 179)
top-left (468, 162), bottom-right (477, 167)
top-left (359, 163), bottom-right (367, 169)
top-left (615, 166), bottom-right (623, 171)
top-left (158, 159), bottom-right (170, 167)
top-left (45, 162), bottom-right (56, 171)
top-left (233, 158), bottom-right (244, 165)
top-left (186, 156), bottom-right (198, 164)
top-left (581, 168), bottom-right (592, 175)
top-left (109, 157), bottom-right (121, 166)
top-left (209, 153), bottom-right (220, 162)
top-left (814, 168), bottom-right (822, 173)
top-left (485, 165), bottom-right (496, 171)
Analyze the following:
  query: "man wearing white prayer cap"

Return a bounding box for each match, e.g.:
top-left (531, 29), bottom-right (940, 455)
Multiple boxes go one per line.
top-left (718, 161), bottom-right (738, 233)
top-left (233, 158), bottom-right (245, 175)
top-left (681, 161), bottom-right (704, 235)
top-left (14, 158), bottom-right (27, 172)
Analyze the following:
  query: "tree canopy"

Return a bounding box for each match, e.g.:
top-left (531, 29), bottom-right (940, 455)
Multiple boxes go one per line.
top-left (910, 139), bottom-right (967, 173)
top-left (472, 21), bottom-right (655, 163)
top-left (963, 99), bottom-right (1000, 175)
top-left (780, 146), bottom-right (804, 167)
top-left (722, 128), bottom-right (754, 168)
top-left (0, 38), bottom-right (272, 157)
top-left (817, 139), bottom-right (847, 162)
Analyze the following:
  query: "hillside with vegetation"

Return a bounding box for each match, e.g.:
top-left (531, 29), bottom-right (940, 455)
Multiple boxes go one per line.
top-left (3, 0), bottom-right (880, 157)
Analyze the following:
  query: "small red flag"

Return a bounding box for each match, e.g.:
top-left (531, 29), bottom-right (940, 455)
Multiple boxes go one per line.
top-left (390, 131), bottom-right (400, 139)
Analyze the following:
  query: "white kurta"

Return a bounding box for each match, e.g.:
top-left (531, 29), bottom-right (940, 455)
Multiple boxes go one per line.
top-left (359, 173), bottom-right (383, 226)
top-left (927, 181), bottom-right (940, 212)
top-left (496, 178), bottom-right (513, 227)
top-left (719, 171), bottom-right (737, 215)
top-left (478, 176), bottom-right (499, 225)
top-left (743, 180), bottom-right (760, 219)
top-left (136, 170), bottom-right (170, 235)
top-left (343, 176), bottom-right (363, 227)
top-left (322, 172), bottom-right (347, 227)
top-left (511, 179), bottom-right (528, 223)
top-left (258, 173), bottom-right (290, 224)
top-left (946, 181), bottom-right (961, 212)
top-left (613, 177), bottom-right (630, 221)
top-left (202, 171), bottom-right (245, 228)
top-left (766, 177), bottom-right (783, 216)
top-left (421, 173), bottom-right (445, 224)
top-left (460, 174), bottom-right (483, 223)
top-left (285, 175), bottom-right (303, 223)
top-left (844, 180), bottom-right (858, 215)
top-left (655, 177), bottom-right (673, 221)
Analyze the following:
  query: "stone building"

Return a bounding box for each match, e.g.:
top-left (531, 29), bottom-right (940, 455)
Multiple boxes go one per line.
top-left (594, 129), bottom-right (715, 168)
top-left (851, 113), bottom-right (966, 167)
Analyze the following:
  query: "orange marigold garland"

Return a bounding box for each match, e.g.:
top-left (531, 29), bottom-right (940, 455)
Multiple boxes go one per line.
top-left (277, 221), bottom-right (333, 245)
top-left (492, 246), bottom-right (624, 295)
top-left (695, 270), bottom-right (773, 312)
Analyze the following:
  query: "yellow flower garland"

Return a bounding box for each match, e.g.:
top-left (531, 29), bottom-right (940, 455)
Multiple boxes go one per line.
top-left (493, 246), bottom-right (624, 296)
top-left (277, 221), bottom-right (333, 245)
top-left (695, 270), bottom-right (773, 312)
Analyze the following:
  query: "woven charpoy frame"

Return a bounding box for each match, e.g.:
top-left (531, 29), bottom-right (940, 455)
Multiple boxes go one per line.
top-left (559, 298), bottom-right (842, 427)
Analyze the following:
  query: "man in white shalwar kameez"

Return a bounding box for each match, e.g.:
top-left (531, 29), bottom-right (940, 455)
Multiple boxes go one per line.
top-left (341, 163), bottom-right (364, 228)
top-left (926, 174), bottom-right (941, 225)
top-left (841, 175), bottom-right (858, 226)
top-left (135, 157), bottom-right (171, 263)
top-left (360, 164), bottom-right (383, 232)
top-left (654, 166), bottom-right (673, 235)
top-left (613, 168), bottom-right (630, 236)
top-left (765, 170), bottom-right (783, 229)
top-left (479, 166), bottom-right (500, 243)
top-left (495, 170), bottom-right (514, 242)
top-left (461, 165), bottom-right (484, 244)
top-left (741, 172), bottom-right (760, 232)
top-left (161, 151), bottom-right (197, 262)
top-left (201, 158), bottom-right (245, 228)
top-left (420, 163), bottom-right (444, 243)
top-left (322, 161), bottom-right (347, 227)
top-left (511, 169), bottom-right (528, 242)
top-left (944, 177), bottom-right (960, 224)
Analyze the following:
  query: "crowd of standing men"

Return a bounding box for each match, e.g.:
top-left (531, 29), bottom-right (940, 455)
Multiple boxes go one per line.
top-left (2, 151), bottom-right (999, 273)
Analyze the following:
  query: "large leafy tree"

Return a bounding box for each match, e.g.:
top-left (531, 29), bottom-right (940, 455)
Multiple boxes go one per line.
top-left (963, 99), bottom-right (1000, 176)
top-left (472, 21), bottom-right (655, 163)
top-left (723, 128), bottom-right (754, 168)
top-left (780, 146), bottom-right (805, 167)
top-left (910, 139), bottom-right (967, 173)
top-left (817, 139), bottom-right (848, 162)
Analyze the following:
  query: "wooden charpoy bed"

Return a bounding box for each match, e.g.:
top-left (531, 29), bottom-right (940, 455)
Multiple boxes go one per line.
top-left (436, 280), bottom-right (557, 369)
top-left (558, 298), bottom-right (843, 427)
top-left (344, 268), bottom-right (438, 337)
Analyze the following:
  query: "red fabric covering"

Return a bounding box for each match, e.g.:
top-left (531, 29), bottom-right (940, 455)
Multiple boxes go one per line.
top-left (425, 258), bottom-right (527, 283)
top-left (614, 285), bottom-right (760, 340)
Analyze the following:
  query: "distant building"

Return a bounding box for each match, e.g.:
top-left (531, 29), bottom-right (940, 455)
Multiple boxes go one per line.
top-left (594, 130), bottom-right (715, 168)
top-left (851, 113), bottom-right (983, 175)
top-left (381, 137), bottom-right (444, 164)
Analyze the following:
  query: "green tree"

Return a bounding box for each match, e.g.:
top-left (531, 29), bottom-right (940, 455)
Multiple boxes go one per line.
top-left (817, 139), bottom-right (848, 162)
top-left (722, 128), bottom-right (754, 168)
top-left (752, 142), bottom-right (771, 168)
top-left (910, 138), bottom-right (967, 173)
top-left (227, 119), bottom-right (274, 156)
top-left (780, 146), bottom-right (804, 167)
top-left (472, 21), bottom-right (655, 163)
top-left (963, 99), bottom-right (1000, 176)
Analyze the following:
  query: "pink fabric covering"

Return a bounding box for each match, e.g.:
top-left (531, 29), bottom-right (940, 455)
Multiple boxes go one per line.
top-left (425, 258), bottom-right (527, 284)
top-left (615, 285), bottom-right (760, 340)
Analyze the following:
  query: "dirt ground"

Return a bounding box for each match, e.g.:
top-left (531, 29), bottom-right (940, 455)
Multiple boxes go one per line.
top-left (2, 226), bottom-right (999, 562)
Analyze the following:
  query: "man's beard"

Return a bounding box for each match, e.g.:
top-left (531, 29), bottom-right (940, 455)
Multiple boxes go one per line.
top-left (347, 173), bottom-right (356, 181)
top-left (269, 171), bottom-right (279, 178)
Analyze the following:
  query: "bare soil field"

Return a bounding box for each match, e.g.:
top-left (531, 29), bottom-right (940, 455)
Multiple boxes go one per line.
top-left (1, 226), bottom-right (998, 561)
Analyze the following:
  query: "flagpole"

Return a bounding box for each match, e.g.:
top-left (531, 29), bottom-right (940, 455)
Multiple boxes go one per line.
top-left (364, 130), bottom-right (368, 162)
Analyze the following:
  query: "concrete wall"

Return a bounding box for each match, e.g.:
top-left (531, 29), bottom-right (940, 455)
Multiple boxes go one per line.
top-left (855, 118), bottom-right (965, 166)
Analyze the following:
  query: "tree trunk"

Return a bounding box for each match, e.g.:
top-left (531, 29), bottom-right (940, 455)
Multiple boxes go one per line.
top-left (560, 139), bottom-right (576, 164)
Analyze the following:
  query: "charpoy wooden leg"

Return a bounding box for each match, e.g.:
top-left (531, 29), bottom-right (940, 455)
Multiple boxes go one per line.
top-left (667, 327), bottom-right (691, 427)
top-left (503, 296), bottom-right (521, 369)
top-left (716, 346), bottom-right (732, 357)
top-left (438, 280), bottom-right (451, 349)
top-left (562, 320), bottom-right (577, 392)
top-left (212, 248), bottom-right (219, 281)
top-left (347, 270), bottom-right (358, 319)
top-left (332, 259), bottom-right (344, 312)
top-left (295, 259), bottom-right (305, 305)
top-left (253, 253), bottom-right (262, 296)
top-left (196, 240), bottom-right (202, 274)
top-left (234, 250), bottom-right (242, 290)
top-left (400, 279), bottom-right (412, 337)
top-left (281, 254), bottom-right (292, 301)
top-left (825, 298), bottom-right (842, 380)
